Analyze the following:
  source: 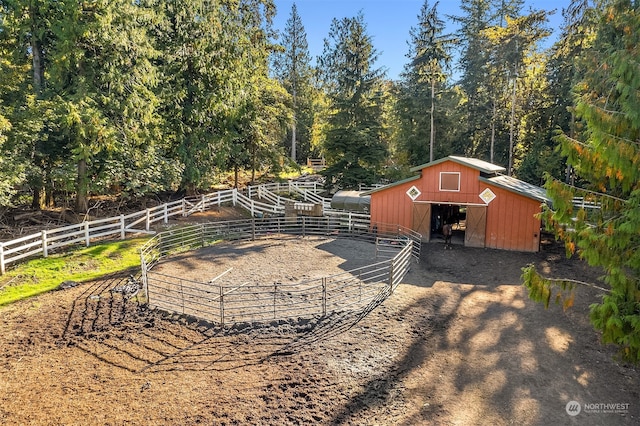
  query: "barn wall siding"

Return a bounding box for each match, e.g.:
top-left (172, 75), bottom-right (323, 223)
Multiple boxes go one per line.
top-left (414, 162), bottom-right (483, 205)
top-left (370, 159), bottom-right (543, 252)
top-left (484, 184), bottom-right (542, 252)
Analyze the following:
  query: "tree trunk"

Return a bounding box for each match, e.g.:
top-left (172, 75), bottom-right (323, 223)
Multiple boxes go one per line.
top-left (30, 11), bottom-right (47, 209)
top-left (31, 187), bottom-right (45, 210)
top-left (508, 74), bottom-right (516, 176)
top-left (75, 158), bottom-right (89, 212)
top-left (430, 78), bottom-right (435, 163)
top-left (490, 102), bottom-right (496, 164)
top-left (291, 86), bottom-right (297, 162)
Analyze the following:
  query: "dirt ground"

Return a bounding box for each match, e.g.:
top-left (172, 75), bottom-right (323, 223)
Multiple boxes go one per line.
top-left (0, 211), bottom-right (638, 425)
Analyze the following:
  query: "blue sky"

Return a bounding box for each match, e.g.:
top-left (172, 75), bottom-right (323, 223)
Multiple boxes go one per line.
top-left (271, 0), bottom-right (572, 80)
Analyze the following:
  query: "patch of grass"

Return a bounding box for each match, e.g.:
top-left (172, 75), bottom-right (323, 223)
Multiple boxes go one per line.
top-left (0, 238), bottom-right (147, 307)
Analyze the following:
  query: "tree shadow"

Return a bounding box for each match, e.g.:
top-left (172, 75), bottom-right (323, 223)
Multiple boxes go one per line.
top-left (60, 272), bottom-right (395, 375)
top-left (327, 280), bottom-right (638, 425)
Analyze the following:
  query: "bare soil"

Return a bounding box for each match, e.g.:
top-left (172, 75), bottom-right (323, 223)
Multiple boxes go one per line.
top-left (0, 212), bottom-right (638, 425)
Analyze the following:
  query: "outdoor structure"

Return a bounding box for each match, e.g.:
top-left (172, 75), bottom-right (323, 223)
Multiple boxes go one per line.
top-left (364, 156), bottom-right (549, 252)
top-left (330, 190), bottom-right (371, 213)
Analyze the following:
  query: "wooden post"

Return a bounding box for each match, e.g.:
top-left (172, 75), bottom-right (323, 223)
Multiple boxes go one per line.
top-left (120, 215), bottom-right (126, 239)
top-left (0, 243), bottom-right (5, 275)
top-left (251, 219), bottom-right (256, 241)
top-left (201, 194), bottom-right (205, 212)
top-left (84, 222), bottom-right (90, 246)
top-left (42, 230), bottom-right (48, 258)
top-left (145, 208), bottom-right (151, 231)
top-left (163, 204), bottom-right (168, 223)
top-left (182, 199), bottom-right (187, 217)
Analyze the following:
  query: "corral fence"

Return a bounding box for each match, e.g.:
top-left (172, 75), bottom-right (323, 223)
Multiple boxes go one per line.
top-left (0, 181), bottom-right (330, 274)
top-left (140, 215), bottom-right (420, 325)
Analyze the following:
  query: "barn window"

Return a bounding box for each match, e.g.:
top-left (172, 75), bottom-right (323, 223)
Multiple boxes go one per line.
top-left (439, 172), bottom-right (460, 192)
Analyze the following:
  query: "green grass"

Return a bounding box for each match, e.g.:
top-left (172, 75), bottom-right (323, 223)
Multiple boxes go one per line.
top-left (0, 238), bottom-right (147, 307)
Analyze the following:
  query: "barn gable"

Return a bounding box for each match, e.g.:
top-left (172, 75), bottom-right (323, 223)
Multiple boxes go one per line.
top-left (366, 156), bottom-right (548, 252)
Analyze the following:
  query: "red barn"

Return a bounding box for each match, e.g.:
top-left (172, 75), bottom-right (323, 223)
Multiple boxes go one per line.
top-left (365, 156), bottom-right (549, 252)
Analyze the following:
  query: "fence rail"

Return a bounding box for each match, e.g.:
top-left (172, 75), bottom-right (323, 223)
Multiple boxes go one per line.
top-left (0, 181), bottom-right (415, 275)
top-left (141, 215), bottom-right (417, 325)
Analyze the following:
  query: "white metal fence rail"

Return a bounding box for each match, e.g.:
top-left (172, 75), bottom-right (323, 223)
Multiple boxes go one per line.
top-left (140, 216), bottom-right (418, 325)
top-left (0, 182), bottom-right (338, 274)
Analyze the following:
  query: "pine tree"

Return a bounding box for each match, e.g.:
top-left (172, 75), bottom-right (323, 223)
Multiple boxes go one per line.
top-left (271, 3), bottom-right (315, 163)
top-left (483, 10), bottom-right (551, 175)
top-left (400, 0), bottom-right (454, 164)
top-left (318, 13), bottom-right (388, 189)
top-left (452, 0), bottom-right (494, 158)
top-left (523, 0), bottom-right (640, 363)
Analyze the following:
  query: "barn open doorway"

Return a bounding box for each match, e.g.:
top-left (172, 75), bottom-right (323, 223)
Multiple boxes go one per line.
top-left (430, 204), bottom-right (466, 246)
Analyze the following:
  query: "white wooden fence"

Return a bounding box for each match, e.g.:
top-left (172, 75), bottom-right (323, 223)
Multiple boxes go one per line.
top-left (0, 181), bottom-right (342, 274)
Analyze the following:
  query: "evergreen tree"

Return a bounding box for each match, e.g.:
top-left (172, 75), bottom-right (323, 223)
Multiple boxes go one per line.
top-left (452, 0), bottom-right (494, 158)
top-left (318, 13), bottom-right (388, 189)
top-left (399, 0), bottom-right (454, 164)
top-left (271, 2), bottom-right (315, 163)
top-left (523, 0), bottom-right (640, 363)
top-left (483, 9), bottom-right (551, 174)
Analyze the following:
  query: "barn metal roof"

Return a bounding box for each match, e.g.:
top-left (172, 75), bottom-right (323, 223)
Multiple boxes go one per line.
top-left (361, 157), bottom-right (548, 202)
top-left (480, 175), bottom-right (550, 203)
top-left (410, 156), bottom-right (506, 174)
top-left (359, 174), bottom-right (421, 196)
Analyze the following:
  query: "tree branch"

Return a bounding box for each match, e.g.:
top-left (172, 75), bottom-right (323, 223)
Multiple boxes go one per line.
top-left (544, 277), bottom-right (610, 293)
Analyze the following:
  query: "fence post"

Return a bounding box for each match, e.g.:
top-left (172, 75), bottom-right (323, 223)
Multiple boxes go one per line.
top-left (42, 230), bottom-right (48, 258)
top-left (182, 199), bottom-right (187, 217)
top-left (163, 204), bottom-right (168, 224)
top-left (140, 250), bottom-right (149, 305)
top-left (388, 263), bottom-right (395, 294)
top-left (180, 279), bottom-right (185, 315)
top-left (120, 215), bottom-right (126, 239)
top-left (201, 194), bottom-right (205, 212)
top-left (251, 218), bottom-right (256, 241)
top-left (302, 216), bottom-right (306, 237)
top-left (145, 208), bottom-right (151, 232)
top-left (0, 243), bottom-right (5, 275)
top-left (322, 277), bottom-right (327, 316)
top-left (220, 285), bottom-right (225, 326)
top-left (84, 222), bottom-right (90, 246)
top-left (273, 282), bottom-right (277, 319)
top-left (232, 189), bottom-right (237, 206)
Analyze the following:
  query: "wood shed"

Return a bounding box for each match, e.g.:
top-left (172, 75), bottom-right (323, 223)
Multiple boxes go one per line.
top-left (363, 156), bottom-right (549, 252)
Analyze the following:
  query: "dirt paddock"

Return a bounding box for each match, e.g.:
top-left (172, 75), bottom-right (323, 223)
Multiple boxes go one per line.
top-left (0, 230), bottom-right (638, 425)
